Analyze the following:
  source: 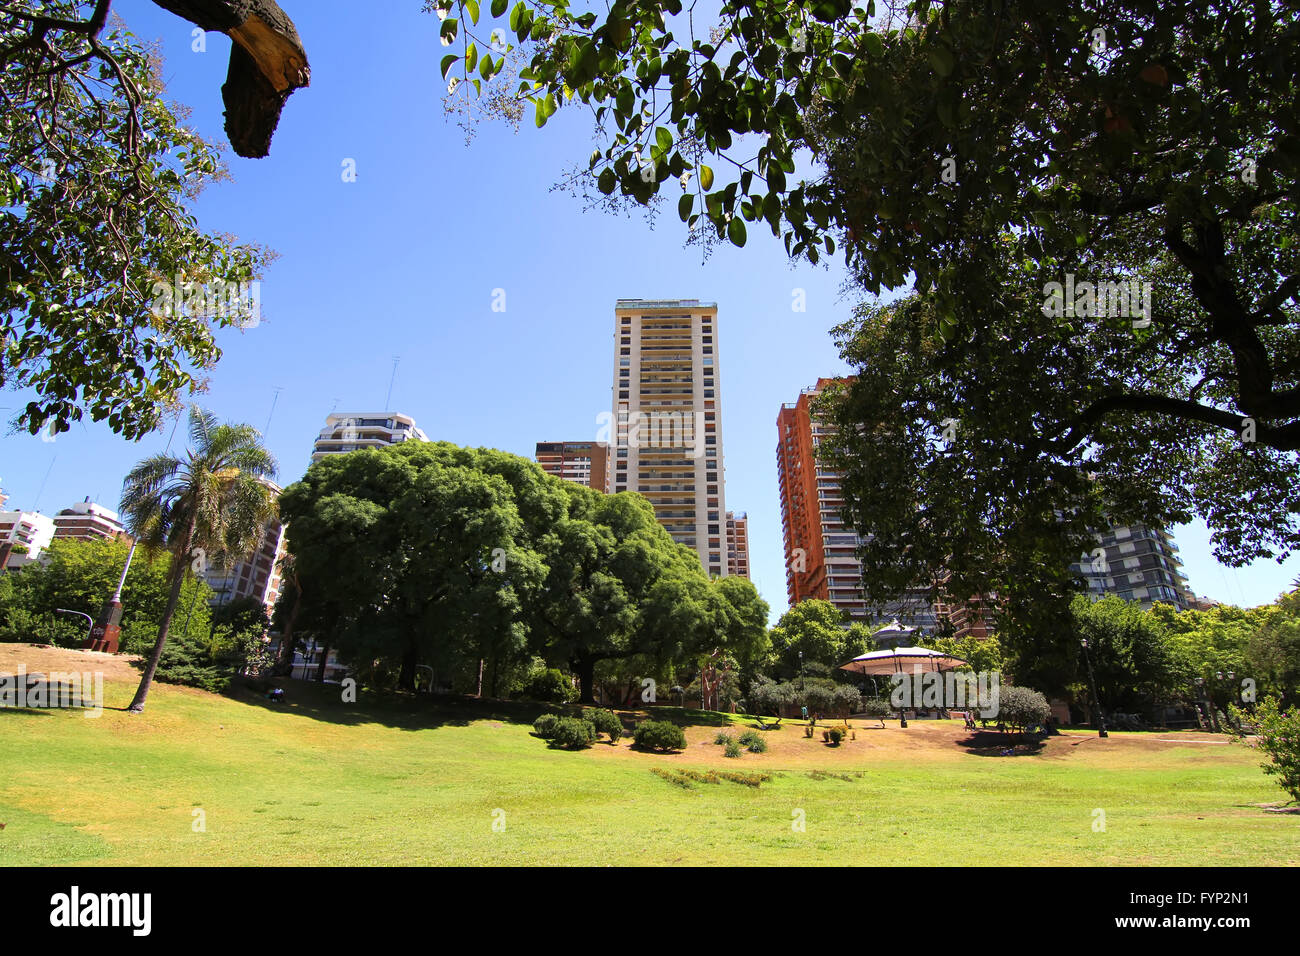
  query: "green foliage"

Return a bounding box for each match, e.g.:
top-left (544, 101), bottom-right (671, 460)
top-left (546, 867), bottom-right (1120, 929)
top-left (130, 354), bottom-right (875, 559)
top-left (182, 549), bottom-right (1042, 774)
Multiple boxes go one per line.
top-left (280, 443), bottom-right (734, 702)
top-left (633, 719), bottom-right (687, 752)
top-left (997, 686), bottom-right (1053, 734)
top-left (723, 739), bottom-right (742, 758)
top-left (145, 609), bottom-right (265, 693)
top-left (737, 729), bottom-right (766, 753)
top-left (1229, 696), bottom-right (1300, 804)
top-left (919, 635), bottom-right (1005, 676)
top-left (1069, 595), bottom-right (1181, 714)
top-left (521, 667), bottom-right (576, 703)
top-left (532, 713), bottom-right (559, 738)
top-left (768, 600), bottom-right (870, 678)
top-left (713, 730), bottom-right (732, 745)
top-left (860, 697), bottom-right (891, 718)
top-left (1, 4), bottom-right (276, 439)
top-left (584, 707), bottom-right (622, 742)
top-left (826, 726), bottom-right (846, 746)
top-left (548, 716), bottom-right (598, 749)
top-left (0, 538), bottom-right (213, 654)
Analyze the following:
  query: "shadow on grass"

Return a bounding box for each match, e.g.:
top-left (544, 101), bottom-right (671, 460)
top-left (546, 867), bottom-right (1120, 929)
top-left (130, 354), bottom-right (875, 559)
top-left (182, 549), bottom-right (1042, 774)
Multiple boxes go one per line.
top-left (224, 680), bottom-right (749, 734)
top-left (958, 729), bottom-right (1048, 757)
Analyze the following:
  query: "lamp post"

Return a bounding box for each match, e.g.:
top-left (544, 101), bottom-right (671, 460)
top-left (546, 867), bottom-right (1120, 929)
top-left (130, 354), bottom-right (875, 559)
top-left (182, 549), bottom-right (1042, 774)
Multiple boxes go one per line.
top-left (1194, 677), bottom-right (1215, 731)
top-left (55, 608), bottom-right (93, 644)
top-left (86, 539), bottom-right (135, 653)
top-left (1080, 638), bottom-right (1108, 738)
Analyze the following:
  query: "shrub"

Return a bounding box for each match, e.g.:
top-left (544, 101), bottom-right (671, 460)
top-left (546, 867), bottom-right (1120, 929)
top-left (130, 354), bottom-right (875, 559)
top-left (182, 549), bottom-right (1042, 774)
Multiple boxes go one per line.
top-left (532, 713), bottom-right (559, 739)
top-left (713, 731), bottom-right (733, 745)
top-left (861, 697), bottom-right (892, 718)
top-left (996, 686), bottom-right (1052, 733)
top-left (549, 716), bottom-right (597, 749)
top-left (737, 729), bottom-right (767, 753)
top-left (521, 667), bottom-right (576, 704)
top-left (585, 708), bottom-right (623, 743)
top-left (1230, 696), bottom-right (1300, 804)
top-left (723, 739), bottom-right (742, 758)
top-left (633, 719), bottom-right (687, 752)
top-left (826, 726), bottom-right (846, 746)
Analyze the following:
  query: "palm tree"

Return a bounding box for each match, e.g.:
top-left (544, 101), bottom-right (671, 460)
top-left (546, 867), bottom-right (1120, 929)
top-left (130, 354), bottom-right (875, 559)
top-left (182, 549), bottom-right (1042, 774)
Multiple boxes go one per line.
top-left (120, 405), bottom-right (278, 713)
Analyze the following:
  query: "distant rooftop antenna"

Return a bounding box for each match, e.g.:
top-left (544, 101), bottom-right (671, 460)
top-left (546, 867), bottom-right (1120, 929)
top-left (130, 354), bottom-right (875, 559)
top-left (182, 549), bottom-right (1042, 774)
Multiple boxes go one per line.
top-left (384, 355), bottom-right (401, 410)
top-left (264, 385), bottom-right (284, 438)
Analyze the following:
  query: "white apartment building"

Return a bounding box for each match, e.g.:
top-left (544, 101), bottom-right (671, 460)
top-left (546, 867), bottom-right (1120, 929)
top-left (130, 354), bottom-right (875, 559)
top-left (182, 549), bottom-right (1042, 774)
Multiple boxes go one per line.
top-left (0, 510), bottom-right (56, 570)
top-left (610, 298), bottom-right (727, 576)
top-left (311, 412), bottom-right (429, 462)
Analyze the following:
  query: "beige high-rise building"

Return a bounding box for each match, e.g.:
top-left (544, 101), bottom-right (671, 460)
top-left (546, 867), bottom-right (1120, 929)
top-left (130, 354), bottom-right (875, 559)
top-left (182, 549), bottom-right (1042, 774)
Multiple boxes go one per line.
top-left (725, 511), bottom-right (749, 578)
top-left (535, 441), bottom-right (609, 492)
top-left (610, 298), bottom-right (726, 576)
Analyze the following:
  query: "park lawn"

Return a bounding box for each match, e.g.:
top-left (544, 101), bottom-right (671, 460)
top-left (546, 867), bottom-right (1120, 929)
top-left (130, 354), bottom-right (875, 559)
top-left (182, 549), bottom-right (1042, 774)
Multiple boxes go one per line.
top-left (1, 645), bottom-right (1295, 866)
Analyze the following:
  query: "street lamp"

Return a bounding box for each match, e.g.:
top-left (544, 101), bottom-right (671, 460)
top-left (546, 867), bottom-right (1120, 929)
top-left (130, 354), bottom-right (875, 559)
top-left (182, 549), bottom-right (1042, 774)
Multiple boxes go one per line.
top-left (55, 608), bottom-right (93, 644)
top-left (1080, 638), bottom-right (1108, 738)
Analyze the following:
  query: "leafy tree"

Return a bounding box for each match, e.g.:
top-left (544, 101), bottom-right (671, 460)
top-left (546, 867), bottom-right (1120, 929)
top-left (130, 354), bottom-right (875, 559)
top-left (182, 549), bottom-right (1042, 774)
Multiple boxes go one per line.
top-left (434, 0), bottom-right (1298, 654)
top-left (1150, 601), bottom-right (1259, 715)
top-left (1229, 695), bottom-right (1300, 805)
top-left (279, 442), bottom-right (562, 695)
top-left (768, 599), bottom-right (871, 678)
top-left (1068, 595), bottom-right (1180, 716)
top-left (996, 685), bottom-right (1052, 735)
top-left (918, 633), bottom-right (1004, 676)
top-left (0, 536), bottom-right (212, 652)
top-left (119, 404), bottom-right (278, 712)
top-left (2, 1), bottom-right (279, 439)
top-left (711, 575), bottom-right (772, 693)
top-left (530, 484), bottom-right (721, 702)
top-left (1248, 590), bottom-right (1300, 704)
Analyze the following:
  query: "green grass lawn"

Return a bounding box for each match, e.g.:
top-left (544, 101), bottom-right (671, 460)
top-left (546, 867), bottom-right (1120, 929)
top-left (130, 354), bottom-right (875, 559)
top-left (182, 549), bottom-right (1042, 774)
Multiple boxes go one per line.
top-left (1, 646), bottom-right (1295, 866)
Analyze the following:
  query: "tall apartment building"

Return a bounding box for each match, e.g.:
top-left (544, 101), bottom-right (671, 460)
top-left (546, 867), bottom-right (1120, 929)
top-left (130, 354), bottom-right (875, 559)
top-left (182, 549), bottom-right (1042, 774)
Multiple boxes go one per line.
top-left (201, 513), bottom-right (288, 615)
top-left (535, 441), bottom-right (610, 492)
top-left (725, 511), bottom-right (750, 578)
top-left (52, 499), bottom-right (130, 543)
top-left (311, 412), bottom-right (428, 462)
top-left (1073, 522), bottom-right (1193, 611)
top-left (777, 378), bottom-right (937, 630)
top-left (610, 299), bottom-right (727, 575)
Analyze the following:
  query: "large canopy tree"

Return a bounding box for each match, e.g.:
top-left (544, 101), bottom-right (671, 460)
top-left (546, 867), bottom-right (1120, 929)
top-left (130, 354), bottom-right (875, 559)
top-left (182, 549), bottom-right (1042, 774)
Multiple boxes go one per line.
top-left (433, 0), bottom-right (1298, 631)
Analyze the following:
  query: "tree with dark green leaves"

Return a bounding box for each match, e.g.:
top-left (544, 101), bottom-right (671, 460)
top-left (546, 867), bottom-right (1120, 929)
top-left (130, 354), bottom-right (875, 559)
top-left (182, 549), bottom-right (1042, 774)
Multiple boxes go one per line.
top-left (1066, 594), bottom-right (1180, 717)
top-left (434, 0), bottom-right (1297, 653)
top-left (531, 483), bottom-right (722, 702)
top-left (119, 404), bottom-right (278, 712)
top-left (767, 599), bottom-right (872, 679)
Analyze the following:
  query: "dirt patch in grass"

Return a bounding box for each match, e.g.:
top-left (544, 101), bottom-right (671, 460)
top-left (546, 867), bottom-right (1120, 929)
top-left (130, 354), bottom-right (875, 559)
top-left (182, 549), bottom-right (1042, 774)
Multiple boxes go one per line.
top-left (0, 642), bottom-right (142, 683)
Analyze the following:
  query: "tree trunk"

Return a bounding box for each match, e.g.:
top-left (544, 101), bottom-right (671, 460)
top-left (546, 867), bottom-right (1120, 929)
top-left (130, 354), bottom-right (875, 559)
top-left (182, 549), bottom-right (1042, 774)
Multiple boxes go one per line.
top-left (475, 658), bottom-right (484, 698)
top-left (127, 558), bottom-right (189, 713)
top-left (275, 585), bottom-right (301, 674)
top-left (575, 657), bottom-right (596, 704)
top-left (398, 641), bottom-right (418, 692)
top-left (315, 644), bottom-right (329, 682)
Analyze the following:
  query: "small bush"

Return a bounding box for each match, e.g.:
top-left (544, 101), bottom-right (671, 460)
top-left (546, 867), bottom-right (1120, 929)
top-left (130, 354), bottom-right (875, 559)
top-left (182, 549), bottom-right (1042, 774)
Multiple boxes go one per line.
top-left (549, 716), bottom-right (598, 749)
top-left (997, 685), bottom-right (1052, 734)
top-left (723, 739), bottom-right (742, 758)
top-left (532, 713), bottom-right (559, 739)
top-left (738, 730), bottom-right (766, 753)
top-left (826, 726), bottom-right (846, 746)
top-left (584, 708), bottom-right (623, 743)
top-left (860, 697), bottom-right (892, 718)
top-left (714, 731), bottom-right (733, 745)
top-left (521, 667), bottom-right (576, 704)
top-left (1230, 696), bottom-right (1300, 804)
top-left (634, 719), bottom-right (687, 752)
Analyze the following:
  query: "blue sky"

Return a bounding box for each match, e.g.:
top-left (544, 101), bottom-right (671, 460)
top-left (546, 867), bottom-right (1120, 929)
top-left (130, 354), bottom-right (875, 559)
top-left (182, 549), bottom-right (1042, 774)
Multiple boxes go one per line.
top-left (1, 1), bottom-right (1294, 618)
